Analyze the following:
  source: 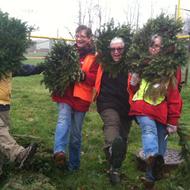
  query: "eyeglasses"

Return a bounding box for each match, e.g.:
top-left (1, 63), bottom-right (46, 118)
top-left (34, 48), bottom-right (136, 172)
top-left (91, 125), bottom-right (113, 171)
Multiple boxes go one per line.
top-left (110, 47), bottom-right (124, 53)
top-left (150, 42), bottom-right (161, 49)
top-left (75, 34), bottom-right (88, 40)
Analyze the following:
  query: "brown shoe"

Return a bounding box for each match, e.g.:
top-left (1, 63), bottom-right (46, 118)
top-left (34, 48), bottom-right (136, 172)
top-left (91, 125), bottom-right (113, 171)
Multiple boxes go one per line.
top-left (54, 152), bottom-right (66, 168)
top-left (16, 143), bottom-right (37, 169)
top-left (141, 176), bottom-right (155, 190)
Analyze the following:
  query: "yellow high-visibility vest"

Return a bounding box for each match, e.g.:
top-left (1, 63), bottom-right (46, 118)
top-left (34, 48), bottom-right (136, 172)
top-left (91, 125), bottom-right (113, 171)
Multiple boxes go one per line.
top-left (132, 79), bottom-right (165, 106)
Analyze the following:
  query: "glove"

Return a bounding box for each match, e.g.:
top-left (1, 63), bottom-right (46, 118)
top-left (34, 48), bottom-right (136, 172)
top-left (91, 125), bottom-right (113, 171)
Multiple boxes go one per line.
top-left (166, 124), bottom-right (178, 134)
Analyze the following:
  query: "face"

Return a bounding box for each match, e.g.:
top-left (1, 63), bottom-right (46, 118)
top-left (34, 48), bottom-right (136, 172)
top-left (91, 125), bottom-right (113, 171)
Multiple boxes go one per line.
top-left (75, 30), bottom-right (92, 49)
top-left (149, 36), bottom-right (162, 56)
top-left (110, 42), bottom-right (124, 63)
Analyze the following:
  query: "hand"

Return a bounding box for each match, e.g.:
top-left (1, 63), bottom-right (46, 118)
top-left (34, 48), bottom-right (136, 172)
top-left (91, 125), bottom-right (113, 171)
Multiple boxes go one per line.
top-left (78, 70), bottom-right (86, 82)
top-left (166, 124), bottom-right (178, 134)
top-left (130, 73), bottom-right (140, 86)
top-left (70, 70), bottom-right (86, 82)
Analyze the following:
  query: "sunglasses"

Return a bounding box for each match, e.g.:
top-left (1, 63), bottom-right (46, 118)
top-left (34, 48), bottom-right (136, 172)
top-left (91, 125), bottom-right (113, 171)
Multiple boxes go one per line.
top-left (110, 47), bottom-right (124, 53)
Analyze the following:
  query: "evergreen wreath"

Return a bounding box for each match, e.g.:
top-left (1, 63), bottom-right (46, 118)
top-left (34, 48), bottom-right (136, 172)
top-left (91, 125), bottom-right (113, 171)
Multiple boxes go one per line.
top-left (127, 14), bottom-right (188, 99)
top-left (42, 40), bottom-right (83, 96)
top-left (95, 19), bottom-right (133, 77)
top-left (0, 11), bottom-right (32, 79)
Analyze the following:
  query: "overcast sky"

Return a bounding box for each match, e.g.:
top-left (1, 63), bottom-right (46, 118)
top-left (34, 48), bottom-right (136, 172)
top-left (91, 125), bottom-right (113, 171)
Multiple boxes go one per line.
top-left (0, 0), bottom-right (189, 38)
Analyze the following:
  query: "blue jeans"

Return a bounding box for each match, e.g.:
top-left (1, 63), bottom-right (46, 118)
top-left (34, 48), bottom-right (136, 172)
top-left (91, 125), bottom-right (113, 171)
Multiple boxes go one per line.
top-left (54, 103), bottom-right (85, 170)
top-left (136, 116), bottom-right (168, 158)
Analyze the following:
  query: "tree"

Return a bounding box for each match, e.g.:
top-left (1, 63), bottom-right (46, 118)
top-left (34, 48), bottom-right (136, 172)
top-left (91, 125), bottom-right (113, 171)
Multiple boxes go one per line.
top-left (123, 0), bottom-right (140, 30)
top-left (0, 10), bottom-right (33, 78)
top-left (76, 0), bottom-right (111, 31)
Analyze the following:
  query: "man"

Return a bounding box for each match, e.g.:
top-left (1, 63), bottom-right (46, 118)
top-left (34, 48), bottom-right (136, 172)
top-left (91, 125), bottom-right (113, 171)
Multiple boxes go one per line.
top-left (94, 37), bottom-right (132, 184)
top-left (52, 25), bottom-right (98, 171)
top-left (0, 64), bottom-right (43, 177)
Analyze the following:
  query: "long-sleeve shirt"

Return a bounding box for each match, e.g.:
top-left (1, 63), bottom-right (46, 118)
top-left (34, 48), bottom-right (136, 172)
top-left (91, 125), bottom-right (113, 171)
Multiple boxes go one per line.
top-left (0, 64), bottom-right (43, 108)
top-left (52, 55), bottom-right (98, 112)
top-left (128, 68), bottom-right (182, 126)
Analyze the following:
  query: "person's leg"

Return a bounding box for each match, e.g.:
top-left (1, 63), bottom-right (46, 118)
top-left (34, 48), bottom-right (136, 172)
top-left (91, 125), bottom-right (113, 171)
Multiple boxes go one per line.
top-left (154, 122), bottom-right (167, 180)
top-left (0, 111), bottom-right (37, 169)
top-left (54, 103), bottom-right (72, 167)
top-left (156, 122), bottom-right (168, 156)
top-left (136, 116), bottom-right (158, 158)
top-left (54, 103), bottom-right (72, 153)
top-left (100, 109), bottom-right (120, 151)
top-left (137, 116), bottom-right (165, 187)
top-left (68, 110), bottom-right (85, 171)
top-left (0, 111), bottom-right (24, 162)
top-left (120, 117), bottom-right (132, 161)
top-left (136, 116), bottom-right (158, 187)
top-left (100, 109), bottom-right (125, 184)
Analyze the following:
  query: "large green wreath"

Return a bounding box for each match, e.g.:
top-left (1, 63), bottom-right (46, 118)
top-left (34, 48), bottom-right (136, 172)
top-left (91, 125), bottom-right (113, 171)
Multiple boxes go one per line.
top-left (95, 19), bottom-right (133, 77)
top-left (0, 11), bottom-right (32, 79)
top-left (42, 40), bottom-right (82, 96)
top-left (127, 14), bottom-right (188, 99)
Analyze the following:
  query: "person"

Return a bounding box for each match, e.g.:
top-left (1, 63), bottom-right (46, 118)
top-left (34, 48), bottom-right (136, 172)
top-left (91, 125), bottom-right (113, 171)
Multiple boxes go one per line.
top-left (0, 64), bottom-right (43, 177)
top-left (128, 34), bottom-right (182, 188)
top-left (52, 25), bottom-right (98, 171)
top-left (94, 37), bottom-right (132, 184)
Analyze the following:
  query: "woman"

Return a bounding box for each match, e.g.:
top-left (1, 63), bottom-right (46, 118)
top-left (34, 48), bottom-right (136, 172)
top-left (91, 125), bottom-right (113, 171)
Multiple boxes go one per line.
top-left (95, 37), bottom-right (132, 184)
top-left (129, 34), bottom-right (182, 188)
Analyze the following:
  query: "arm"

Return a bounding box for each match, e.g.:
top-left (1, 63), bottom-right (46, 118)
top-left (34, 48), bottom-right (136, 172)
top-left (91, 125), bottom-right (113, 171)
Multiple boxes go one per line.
top-left (167, 68), bottom-right (183, 126)
top-left (128, 73), bottom-right (140, 93)
top-left (13, 64), bottom-right (44, 77)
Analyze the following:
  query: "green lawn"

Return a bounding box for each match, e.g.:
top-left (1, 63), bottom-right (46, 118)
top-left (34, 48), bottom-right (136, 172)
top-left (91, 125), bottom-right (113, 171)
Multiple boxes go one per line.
top-left (0, 61), bottom-right (190, 190)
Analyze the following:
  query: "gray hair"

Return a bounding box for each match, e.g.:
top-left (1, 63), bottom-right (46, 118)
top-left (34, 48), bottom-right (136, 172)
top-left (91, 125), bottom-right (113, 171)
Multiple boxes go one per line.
top-left (110, 37), bottom-right (125, 47)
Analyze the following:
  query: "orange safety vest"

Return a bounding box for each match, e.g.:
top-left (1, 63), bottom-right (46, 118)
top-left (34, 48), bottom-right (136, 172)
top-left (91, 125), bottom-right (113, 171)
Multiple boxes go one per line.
top-left (73, 54), bottom-right (96, 103)
top-left (93, 65), bottom-right (103, 100)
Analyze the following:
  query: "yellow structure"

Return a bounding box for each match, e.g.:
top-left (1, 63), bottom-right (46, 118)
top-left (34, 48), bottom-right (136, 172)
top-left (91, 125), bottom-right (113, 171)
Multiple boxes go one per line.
top-left (30, 35), bottom-right (74, 42)
top-left (177, 0), bottom-right (181, 19)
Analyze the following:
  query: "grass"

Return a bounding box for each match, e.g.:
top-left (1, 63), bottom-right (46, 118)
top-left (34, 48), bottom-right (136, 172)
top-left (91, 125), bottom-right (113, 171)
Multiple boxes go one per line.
top-left (0, 60), bottom-right (190, 190)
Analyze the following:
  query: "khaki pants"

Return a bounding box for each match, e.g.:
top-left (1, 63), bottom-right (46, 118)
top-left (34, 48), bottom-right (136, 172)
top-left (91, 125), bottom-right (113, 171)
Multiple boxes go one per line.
top-left (0, 110), bottom-right (24, 162)
top-left (100, 108), bottom-right (131, 150)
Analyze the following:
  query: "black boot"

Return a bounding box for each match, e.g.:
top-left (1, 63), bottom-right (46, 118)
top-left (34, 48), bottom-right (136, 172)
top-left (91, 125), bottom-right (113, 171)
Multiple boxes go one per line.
top-left (152, 154), bottom-right (164, 180)
top-left (141, 154), bottom-right (164, 189)
top-left (109, 166), bottom-right (121, 185)
top-left (111, 136), bottom-right (126, 169)
top-left (109, 136), bottom-right (126, 185)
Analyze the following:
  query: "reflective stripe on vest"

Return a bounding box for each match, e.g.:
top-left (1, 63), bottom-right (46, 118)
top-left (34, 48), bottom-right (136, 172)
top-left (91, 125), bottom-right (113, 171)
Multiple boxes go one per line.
top-left (132, 79), bottom-right (165, 106)
top-left (73, 54), bottom-right (96, 103)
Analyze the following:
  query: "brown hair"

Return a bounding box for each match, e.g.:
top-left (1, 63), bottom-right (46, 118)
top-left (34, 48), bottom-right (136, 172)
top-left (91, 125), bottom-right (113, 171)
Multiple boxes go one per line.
top-left (75, 25), bottom-right (93, 38)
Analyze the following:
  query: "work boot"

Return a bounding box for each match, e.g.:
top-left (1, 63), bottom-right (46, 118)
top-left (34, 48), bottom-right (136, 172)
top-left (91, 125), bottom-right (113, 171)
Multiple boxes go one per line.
top-left (109, 166), bottom-right (121, 185)
top-left (111, 136), bottom-right (126, 169)
top-left (16, 143), bottom-right (37, 169)
top-left (152, 154), bottom-right (164, 180)
top-left (141, 154), bottom-right (164, 189)
top-left (54, 151), bottom-right (66, 169)
top-left (141, 156), bottom-right (155, 189)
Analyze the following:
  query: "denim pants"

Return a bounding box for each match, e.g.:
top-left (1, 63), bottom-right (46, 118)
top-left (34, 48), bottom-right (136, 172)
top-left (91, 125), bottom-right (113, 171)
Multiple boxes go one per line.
top-left (54, 103), bottom-right (85, 170)
top-left (136, 116), bottom-right (168, 158)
